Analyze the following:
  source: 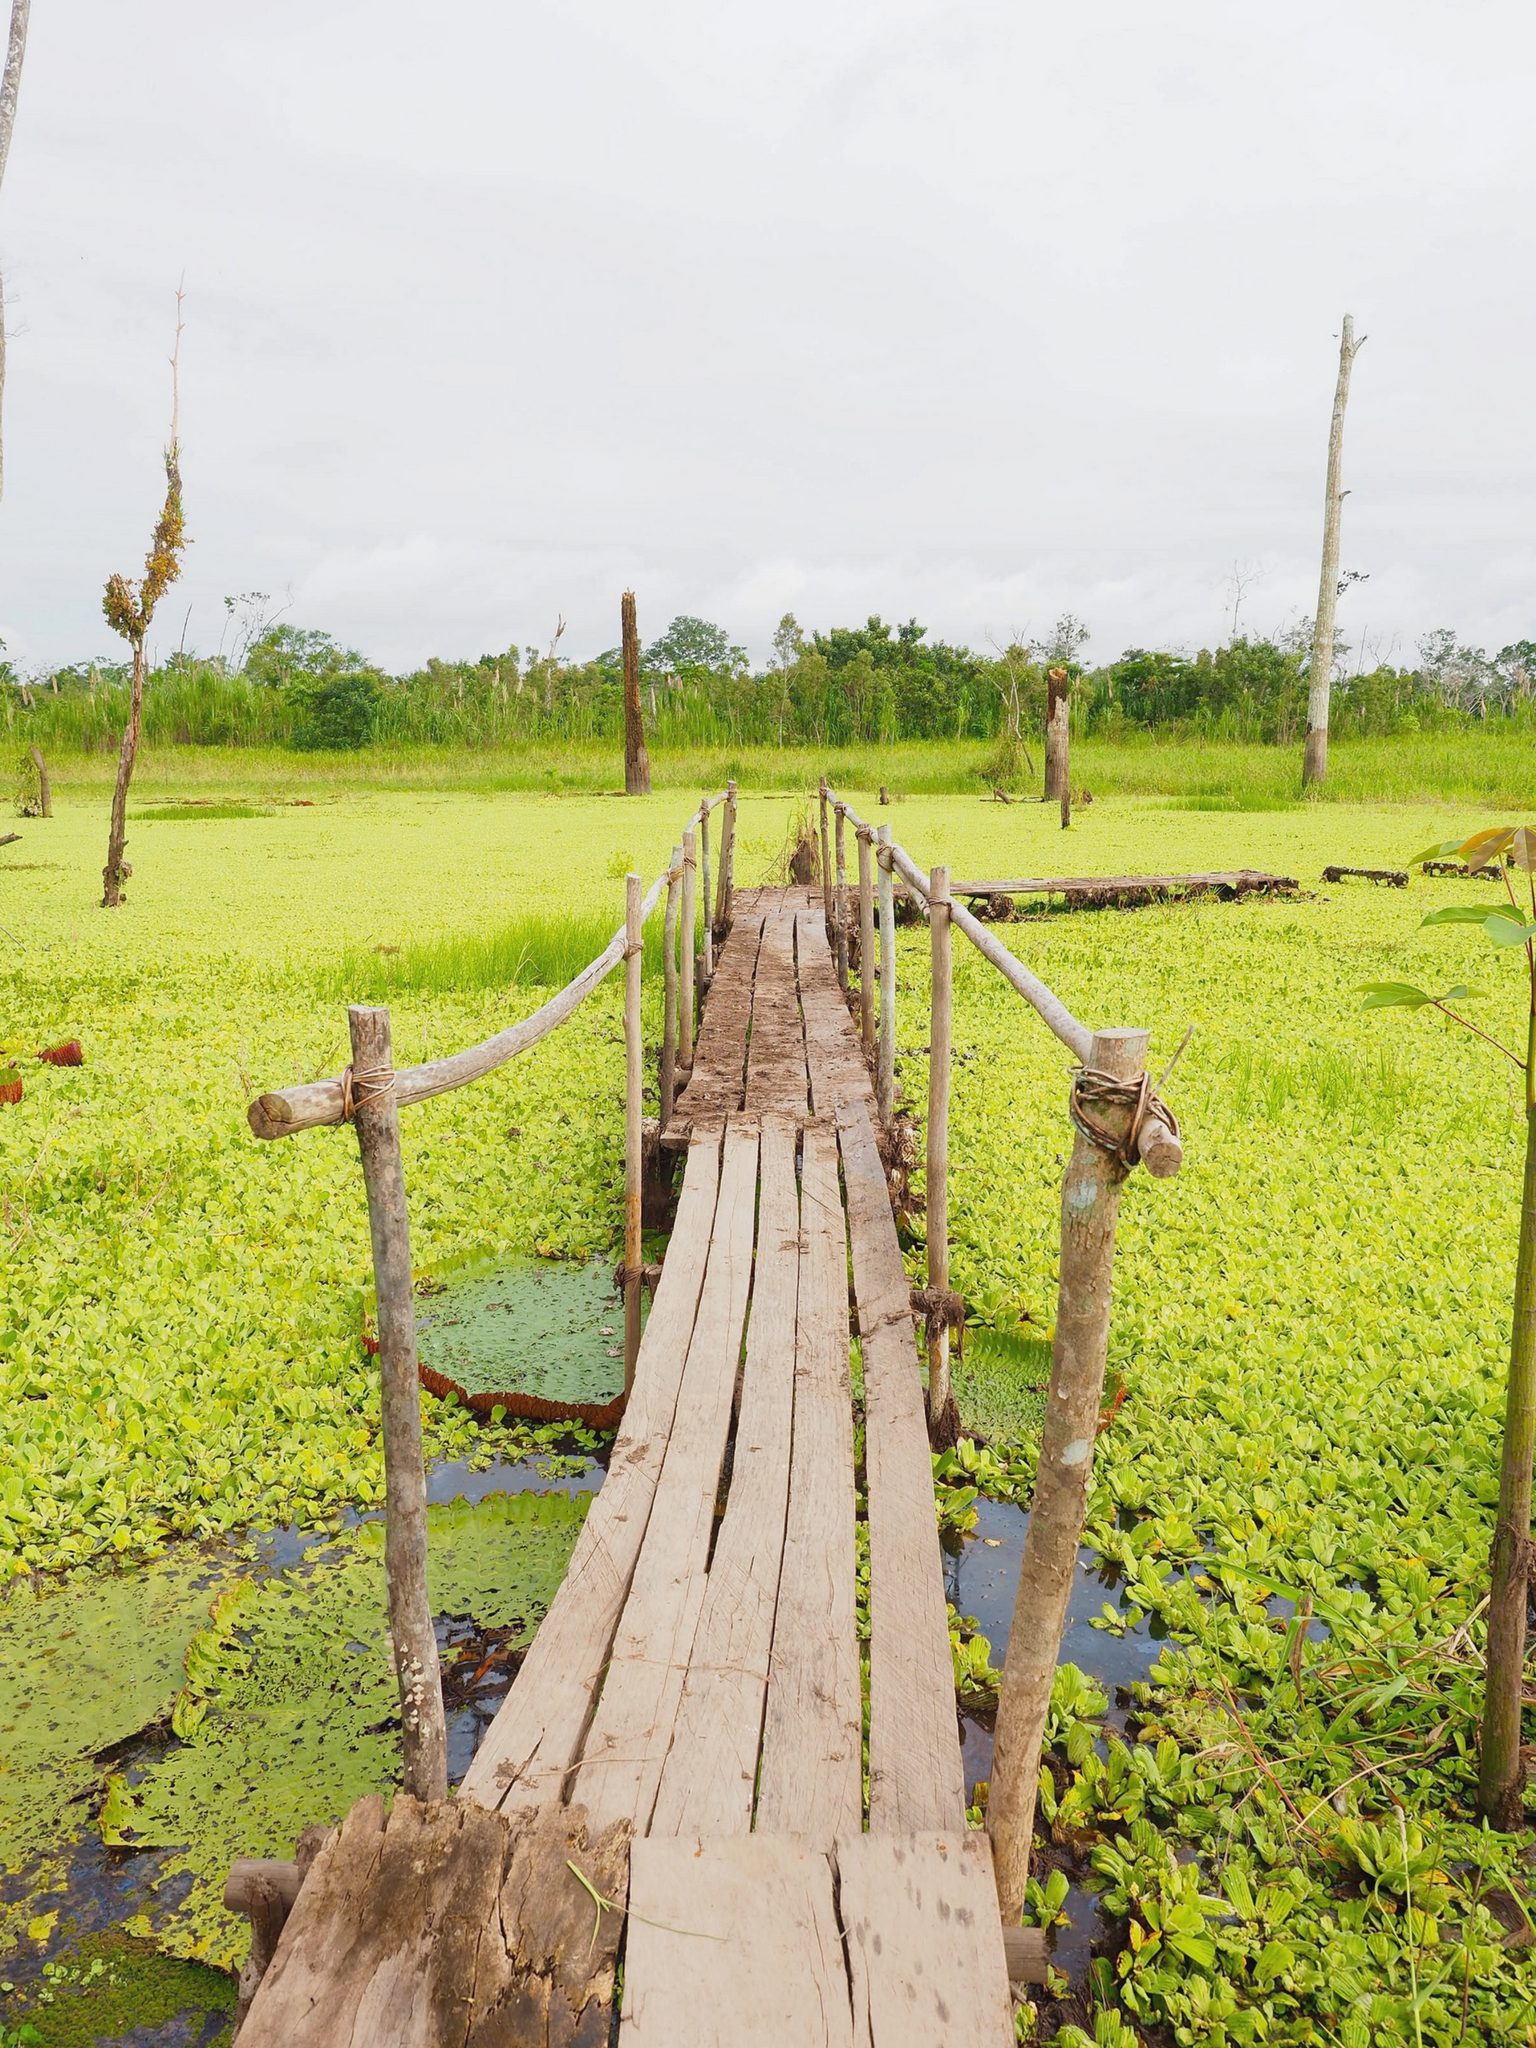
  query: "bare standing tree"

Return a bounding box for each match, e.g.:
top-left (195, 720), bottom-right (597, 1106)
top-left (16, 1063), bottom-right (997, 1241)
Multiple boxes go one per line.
top-left (621, 589), bottom-right (651, 795)
top-left (101, 287), bottom-right (189, 908)
top-left (0, 0), bottom-right (32, 504)
top-left (1302, 315), bottom-right (1365, 789)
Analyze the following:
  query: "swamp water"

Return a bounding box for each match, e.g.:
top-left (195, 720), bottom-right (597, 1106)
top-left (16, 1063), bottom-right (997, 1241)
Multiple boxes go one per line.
top-left (0, 1257), bottom-right (612, 2044)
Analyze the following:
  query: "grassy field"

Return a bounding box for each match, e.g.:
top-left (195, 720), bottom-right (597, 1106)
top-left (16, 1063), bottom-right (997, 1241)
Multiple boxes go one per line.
top-left (4, 760), bottom-right (1536, 2039)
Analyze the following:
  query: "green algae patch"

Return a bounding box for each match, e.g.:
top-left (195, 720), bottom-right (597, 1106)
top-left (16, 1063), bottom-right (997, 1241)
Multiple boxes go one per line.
top-left (405, 1255), bottom-right (631, 1427)
top-left (6, 1930), bottom-right (233, 2046)
top-left (111, 1489), bottom-right (591, 1968)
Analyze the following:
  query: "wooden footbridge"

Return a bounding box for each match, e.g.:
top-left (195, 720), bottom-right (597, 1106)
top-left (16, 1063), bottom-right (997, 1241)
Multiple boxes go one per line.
top-left (235, 783), bottom-right (1185, 2045)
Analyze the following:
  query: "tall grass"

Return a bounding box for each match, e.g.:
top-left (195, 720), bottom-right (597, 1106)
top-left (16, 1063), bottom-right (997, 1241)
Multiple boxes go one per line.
top-left (312, 907), bottom-right (673, 1003)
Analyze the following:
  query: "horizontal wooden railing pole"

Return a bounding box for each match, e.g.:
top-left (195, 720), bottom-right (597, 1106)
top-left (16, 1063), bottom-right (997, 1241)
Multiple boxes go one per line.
top-left (834, 802), bottom-right (850, 993)
top-left (680, 829), bottom-right (697, 1073)
top-left (624, 875), bottom-right (643, 1394)
top-left (926, 865), bottom-right (953, 1442)
top-left (700, 801), bottom-right (714, 984)
top-left (857, 825), bottom-right (876, 1058)
top-left (877, 826), bottom-right (896, 1129)
top-left (661, 845), bottom-right (681, 1127)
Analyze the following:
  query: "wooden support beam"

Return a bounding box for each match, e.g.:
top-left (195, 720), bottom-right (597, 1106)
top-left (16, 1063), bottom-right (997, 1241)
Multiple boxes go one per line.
top-left (346, 1004), bottom-right (447, 1804)
top-left (926, 864), bottom-right (953, 1442)
top-left (680, 829), bottom-right (697, 1072)
top-left (833, 801), bottom-right (849, 993)
top-left (625, 875), bottom-right (644, 1394)
top-left (700, 801), bottom-right (714, 980)
top-left (857, 825), bottom-right (876, 1058)
top-left (719, 778), bottom-right (738, 929)
top-left (661, 847), bottom-right (681, 1128)
top-left (876, 826), bottom-right (895, 1129)
top-left (987, 1026), bottom-right (1148, 1920)
top-left (819, 777), bottom-right (833, 942)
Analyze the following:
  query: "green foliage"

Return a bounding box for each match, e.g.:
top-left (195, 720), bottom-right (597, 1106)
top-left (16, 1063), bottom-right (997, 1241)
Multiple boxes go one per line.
top-left (642, 615), bottom-right (746, 677)
top-left (316, 906), bottom-right (668, 1003)
top-left (286, 668), bottom-right (384, 751)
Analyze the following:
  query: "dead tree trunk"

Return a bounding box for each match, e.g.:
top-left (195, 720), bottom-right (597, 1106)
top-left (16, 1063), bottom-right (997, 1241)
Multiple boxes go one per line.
top-left (347, 1004), bottom-right (449, 1804)
top-left (1302, 315), bottom-right (1363, 790)
top-left (0, 1), bottom-right (32, 506)
top-left (622, 590), bottom-right (651, 796)
top-left (1044, 667), bottom-right (1070, 814)
top-left (102, 643), bottom-right (145, 906)
top-left (28, 745), bottom-right (49, 817)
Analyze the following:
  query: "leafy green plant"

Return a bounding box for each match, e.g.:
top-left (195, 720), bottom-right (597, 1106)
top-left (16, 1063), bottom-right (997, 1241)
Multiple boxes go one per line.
top-left (1361, 823), bottom-right (1536, 1825)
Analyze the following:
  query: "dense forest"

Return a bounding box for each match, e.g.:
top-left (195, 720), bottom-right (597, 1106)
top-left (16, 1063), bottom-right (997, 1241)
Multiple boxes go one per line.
top-left (5, 607), bottom-right (1535, 759)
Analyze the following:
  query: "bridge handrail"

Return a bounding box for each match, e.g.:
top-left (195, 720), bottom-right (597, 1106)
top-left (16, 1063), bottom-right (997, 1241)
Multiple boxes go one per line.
top-left (828, 790), bottom-right (1093, 1064)
top-left (247, 790), bottom-right (727, 1141)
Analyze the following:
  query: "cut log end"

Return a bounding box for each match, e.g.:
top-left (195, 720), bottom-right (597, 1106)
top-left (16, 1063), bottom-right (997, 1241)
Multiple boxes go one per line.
top-left (1138, 1117), bottom-right (1184, 1179)
top-left (247, 1095), bottom-right (297, 1141)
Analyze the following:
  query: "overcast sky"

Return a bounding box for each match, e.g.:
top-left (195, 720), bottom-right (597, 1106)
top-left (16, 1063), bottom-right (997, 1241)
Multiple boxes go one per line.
top-left (2, 1), bottom-right (1533, 674)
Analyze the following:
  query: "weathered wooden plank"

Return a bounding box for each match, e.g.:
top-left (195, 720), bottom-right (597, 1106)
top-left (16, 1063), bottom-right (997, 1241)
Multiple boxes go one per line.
top-left (744, 899), bottom-right (811, 1121)
top-left (239, 1794), bottom-right (631, 2048)
top-left (573, 1120), bottom-right (761, 1835)
top-left (620, 1835), bottom-right (854, 2048)
top-left (663, 913), bottom-right (765, 1144)
top-left (837, 1831), bottom-right (1014, 2048)
top-left (896, 868), bottom-right (1298, 904)
top-left (837, 1098), bottom-right (966, 1835)
top-left (652, 1115), bottom-right (801, 1837)
top-left (797, 908), bottom-right (875, 1118)
top-left (460, 1132), bottom-right (723, 1816)
top-left (756, 1117), bottom-right (863, 1845)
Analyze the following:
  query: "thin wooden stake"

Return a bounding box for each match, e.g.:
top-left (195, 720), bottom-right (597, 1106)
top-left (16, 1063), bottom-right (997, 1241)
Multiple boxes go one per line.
top-left (719, 778), bottom-right (738, 929)
top-left (877, 825), bottom-right (895, 1129)
top-left (1045, 666), bottom-right (1070, 823)
top-left (926, 865), bottom-right (952, 1439)
top-left (661, 845), bottom-right (680, 1126)
top-left (819, 777), bottom-right (834, 940)
top-left (857, 825), bottom-right (876, 1057)
top-left (834, 801), bottom-right (850, 992)
top-left (700, 800), bottom-right (714, 983)
top-left (346, 1003), bottom-right (447, 1804)
top-left (680, 829), bottom-right (696, 1073)
top-left (624, 874), bottom-right (643, 1393)
top-left (987, 1026), bottom-right (1149, 1920)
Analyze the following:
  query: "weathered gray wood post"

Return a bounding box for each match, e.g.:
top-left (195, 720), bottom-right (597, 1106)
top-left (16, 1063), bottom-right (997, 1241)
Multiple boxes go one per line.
top-left (987, 1026), bottom-right (1150, 1920)
top-left (926, 865), bottom-right (953, 1439)
top-left (624, 874), bottom-right (643, 1392)
top-left (346, 1003), bottom-right (448, 1804)
top-left (857, 824), bottom-right (876, 1058)
top-left (29, 746), bottom-right (51, 818)
top-left (877, 824), bottom-right (896, 1128)
top-left (834, 801), bottom-right (850, 992)
top-left (680, 828), bottom-right (696, 1073)
top-left (1045, 667), bottom-right (1070, 825)
top-left (819, 777), bottom-right (834, 940)
top-left (661, 844), bottom-right (681, 1126)
top-left (700, 801), bottom-right (714, 984)
top-left (718, 779), bottom-right (738, 928)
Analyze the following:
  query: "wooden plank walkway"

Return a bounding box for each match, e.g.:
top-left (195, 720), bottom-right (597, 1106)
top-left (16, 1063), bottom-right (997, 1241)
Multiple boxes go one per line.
top-left (241, 889), bottom-right (1012, 2047)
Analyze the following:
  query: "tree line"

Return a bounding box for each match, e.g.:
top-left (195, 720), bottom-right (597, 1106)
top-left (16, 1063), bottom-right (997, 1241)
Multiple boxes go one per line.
top-left (6, 607), bottom-right (1536, 761)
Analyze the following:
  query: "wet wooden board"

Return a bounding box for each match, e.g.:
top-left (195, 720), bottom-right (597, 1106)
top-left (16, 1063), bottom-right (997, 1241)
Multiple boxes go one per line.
top-left (796, 908), bottom-right (876, 1117)
top-left (838, 1831), bottom-right (1015, 2046)
top-left (744, 899), bottom-right (810, 1121)
top-left (756, 1117), bottom-right (863, 1843)
top-left (574, 1121), bottom-right (760, 1834)
top-left (663, 913), bottom-right (764, 1144)
top-left (620, 1835), bottom-right (854, 2047)
top-left (652, 1114), bottom-right (801, 1837)
top-left (461, 1131), bottom-right (724, 1817)
top-left (838, 1098), bottom-right (966, 1835)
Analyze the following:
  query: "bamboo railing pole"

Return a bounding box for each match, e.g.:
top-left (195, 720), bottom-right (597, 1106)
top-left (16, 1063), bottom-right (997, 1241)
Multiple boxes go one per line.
top-left (987, 1026), bottom-right (1150, 1921)
top-left (926, 866), bottom-right (953, 1438)
top-left (700, 801), bottom-right (714, 984)
top-left (834, 802), bottom-right (850, 992)
top-left (680, 829), bottom-right (697, 1072)
top-left (877, 825), bottom-right (896, 1128)
top-left (857, 825), bottom-right (876, 1057)
top-left (719, 778), bottom-right (738, 927)
top-left (346, 1004), bottom-right (447, 1804)
top-left (819, 777), bottom-right (834, 939)
top-left (624, 875), bottom-right (644, 1393)
top-left (661, 845), bottom-right (681, 1126)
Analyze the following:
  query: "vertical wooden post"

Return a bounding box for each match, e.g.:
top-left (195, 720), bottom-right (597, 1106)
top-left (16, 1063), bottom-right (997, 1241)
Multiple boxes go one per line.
top-left (877, 824), bottom-right (896, 1128)
top-left (621, 591), bottom-right (652, 796)
top-left (29, 747), bottom-right (51, 818)
top-left (346, 1004), bottom-right (448, 1804)
top-left (718, 778), bottom-right (738, 928)
top-left (1045, 666), bottom-right (1070, 822)
top-left (819, 778), bottom-right (834, 939)
top-left (700, 801), bottom-right (714, 983)
top-left (987, 1027), bottom-right (1150, 1921)
top-left (680, 829), bottom-right (696, 1073)
top-left (857, 825), bottom-right (876, 1057)
top-left (926, 867), bottom-right (953, 1440)
top-left (661, 845), bottom-right (681, 1127)
top-left (834, 802), bottom-right (850, 992)
top-left (624, 874), bottom-right (644, 1393)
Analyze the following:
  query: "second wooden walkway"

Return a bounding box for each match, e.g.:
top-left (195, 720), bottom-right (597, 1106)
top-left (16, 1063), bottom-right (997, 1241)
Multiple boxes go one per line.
top-left (240, 888), bottom-right (1014, 2046)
